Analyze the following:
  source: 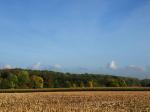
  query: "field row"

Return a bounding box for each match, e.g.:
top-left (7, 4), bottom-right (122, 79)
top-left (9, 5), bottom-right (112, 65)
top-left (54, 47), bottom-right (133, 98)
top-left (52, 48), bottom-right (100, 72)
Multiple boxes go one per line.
top-left (0, 91), bottom-right (150, 112)
top-left (0, 87), bottom-right (150, 93)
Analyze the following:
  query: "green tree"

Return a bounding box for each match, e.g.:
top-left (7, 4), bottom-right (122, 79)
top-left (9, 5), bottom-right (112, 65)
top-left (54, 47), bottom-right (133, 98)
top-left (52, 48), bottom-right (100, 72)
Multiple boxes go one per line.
top-left (1, 79), bottom-right (10, 89)
top-left (7, 74), bottom-right (18, 88)
top-left (141, 79), bottom-right (150, 87)
top-left (118, 79), bottom-right (127, 87)
top-left (72, 83), bottom-right (77, 88)
top-left (18, 71), bottom-right (30, 88)
top-left (80, 82), bottom-right (85, 88)
top-left (31, 75), bottom-right (44, 88)
top-left (88, 80), bottom-right (94, 87)
top-left (66, 81), bottom-right (72, 88)
top-left (106, 78), bottom-right (120, 87)
top-left (0, 72), bottom-right (18, 89)
top-left (54, 80), bottom-right (60, 88)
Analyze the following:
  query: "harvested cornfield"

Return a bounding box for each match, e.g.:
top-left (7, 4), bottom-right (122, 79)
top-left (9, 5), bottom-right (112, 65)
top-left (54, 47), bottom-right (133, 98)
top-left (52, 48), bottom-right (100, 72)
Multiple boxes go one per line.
top-left (0, 91), bottom-right (150, 112)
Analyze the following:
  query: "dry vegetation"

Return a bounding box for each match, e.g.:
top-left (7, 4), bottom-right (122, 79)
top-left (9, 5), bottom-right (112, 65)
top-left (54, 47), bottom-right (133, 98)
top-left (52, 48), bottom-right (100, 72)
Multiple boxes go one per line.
top-left (0, 91), bottom-right (150, 112)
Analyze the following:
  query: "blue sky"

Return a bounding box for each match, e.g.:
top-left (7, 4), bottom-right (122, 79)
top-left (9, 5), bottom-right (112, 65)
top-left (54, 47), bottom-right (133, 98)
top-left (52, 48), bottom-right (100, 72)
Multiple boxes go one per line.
top-left (0, 0), bottom-right (150, 76)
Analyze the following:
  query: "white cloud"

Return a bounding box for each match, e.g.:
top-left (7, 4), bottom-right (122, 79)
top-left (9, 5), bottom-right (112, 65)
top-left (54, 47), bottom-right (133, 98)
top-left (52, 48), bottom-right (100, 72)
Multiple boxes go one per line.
top-left (3, 64), bottom-right (13, 69)
top-left (29, 63), bottom-right (62, 71)
top-left (125, 65), bottom-right (145, 72)
top-left (51, 64), bottom-right (62, 69)
top-left (107, 60), bottom-right (117, 70)
top-left (31, 62), bottom-right (41, 70)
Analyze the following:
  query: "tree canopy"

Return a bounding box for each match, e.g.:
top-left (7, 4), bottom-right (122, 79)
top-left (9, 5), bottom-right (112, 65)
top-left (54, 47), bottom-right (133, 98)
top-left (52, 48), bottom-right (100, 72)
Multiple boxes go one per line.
top-left (0, 68), bottom-right (147, 89)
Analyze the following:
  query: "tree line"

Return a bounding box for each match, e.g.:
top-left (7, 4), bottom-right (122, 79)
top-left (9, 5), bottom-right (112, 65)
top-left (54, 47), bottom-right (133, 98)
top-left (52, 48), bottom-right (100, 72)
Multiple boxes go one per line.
top-left (0, 68), bottom-right (149, 89)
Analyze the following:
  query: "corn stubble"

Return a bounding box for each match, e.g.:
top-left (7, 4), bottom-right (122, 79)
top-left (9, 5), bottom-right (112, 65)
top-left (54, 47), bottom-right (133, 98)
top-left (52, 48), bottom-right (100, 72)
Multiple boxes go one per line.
top-left (0, 91), bottom-right (150, 112)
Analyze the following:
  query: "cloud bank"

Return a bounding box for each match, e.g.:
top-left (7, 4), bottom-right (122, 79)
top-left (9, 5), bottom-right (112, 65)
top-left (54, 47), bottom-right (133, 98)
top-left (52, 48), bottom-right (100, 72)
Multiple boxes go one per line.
top-left (107, 60), bottom-right (117, 70)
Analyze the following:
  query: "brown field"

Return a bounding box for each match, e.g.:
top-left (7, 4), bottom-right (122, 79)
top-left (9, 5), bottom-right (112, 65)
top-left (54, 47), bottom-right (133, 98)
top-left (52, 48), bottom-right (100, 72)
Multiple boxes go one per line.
top-left (0, 91), bottom-right (150, 112)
